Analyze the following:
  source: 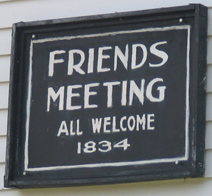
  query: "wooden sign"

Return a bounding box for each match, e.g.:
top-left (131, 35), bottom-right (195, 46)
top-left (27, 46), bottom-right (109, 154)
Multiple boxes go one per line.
top-left (5, 4), bottom-right (207, 188)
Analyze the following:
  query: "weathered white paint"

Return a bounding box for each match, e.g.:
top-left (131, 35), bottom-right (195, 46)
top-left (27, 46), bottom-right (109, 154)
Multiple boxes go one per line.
top-left (0, 29), bottom-right (11, 56)
top-left (207, 37), bottom-right (212, 64)
top-left (0, 56), bottom-right (10, 82)
top-left (0, 110), bottom-right (7, 136)
top-left (0, 163), bottom-right (5, 190)
top-left (206, 93), bottom-right (212, 121)
top-left (206, 121), bottom-right (212, 149)
top-left (208, 9), bottom-right (212, 35)
top-left (0, 83), bottom-right (9, 109)
top-left (0, 137), bottom-right (6, 163)
top-left (207, 64), bottom-right (212, 92)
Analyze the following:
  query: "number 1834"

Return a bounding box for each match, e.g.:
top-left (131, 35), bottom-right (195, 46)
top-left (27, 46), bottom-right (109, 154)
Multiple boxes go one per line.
top-left (77, 138), bottom-right (130, 154)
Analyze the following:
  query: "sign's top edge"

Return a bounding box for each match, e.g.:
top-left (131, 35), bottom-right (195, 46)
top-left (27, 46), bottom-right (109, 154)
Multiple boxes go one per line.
top-left (13, 4), bottom-right (207, 29)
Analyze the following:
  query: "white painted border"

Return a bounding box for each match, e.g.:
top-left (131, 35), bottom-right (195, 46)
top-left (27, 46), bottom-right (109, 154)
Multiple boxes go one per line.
top-left (24, 25), bottom-right (190, 172)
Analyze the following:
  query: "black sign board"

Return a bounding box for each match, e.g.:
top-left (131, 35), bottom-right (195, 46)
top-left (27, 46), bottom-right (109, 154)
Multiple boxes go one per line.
top-left (5, 4), bottom-right (207, 188)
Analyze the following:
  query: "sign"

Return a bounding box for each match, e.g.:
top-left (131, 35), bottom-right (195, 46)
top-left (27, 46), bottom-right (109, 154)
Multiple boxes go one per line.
top-left (5, 4), bottom-right (207, 188)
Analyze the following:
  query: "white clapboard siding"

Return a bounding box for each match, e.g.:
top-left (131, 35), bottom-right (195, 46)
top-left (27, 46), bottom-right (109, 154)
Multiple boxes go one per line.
top-left (0, 163), bottom-right (5, 190)
top-left (205, 149), bottom-right (212, 177)
top-left (206, 7), bottom-right (212, 176)
top-left (207, 37), bottom-right (212, 65)
top-left (206, 93), bottom-right (212, 121)
top-left (0, 29), bottom-right (11, 56)
top-left (0, 56), bottom-right (10, 83)
top-left (0, 110), bottom-right (7, 136)
top-left (0, 137), bottom-right (5, 164)
top-left (0, 0), bottom-right (13, 2)
top-left (207, 64), bottom-right (212, 92)
top-left (0, 83), bottom-right (8, 109)
top-left (208, 8), bottom-right (212, 36)
top-left (0, 0), bottom-right (211, 29)
top-left (206, 121), bottom-right (212, 149)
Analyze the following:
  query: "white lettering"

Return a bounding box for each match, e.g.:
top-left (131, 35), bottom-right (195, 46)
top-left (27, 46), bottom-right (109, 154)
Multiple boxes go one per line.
top-left (91, 114), bottom-right (155, 134)
top-left (76, 119), bottom-right (83, 135)
top-left (112, 116), bottom-right (120, 132)
top-left (127, 116), bottom-right (136, 131)
top-left (87, 48), bottom-right (94, 73)
top-left (120, 116), bottom-right (127, 131)
top-left (136, 114), bottom-right (146, 130)
top-left (121, 80), bottom-right (127, 106)
top-left (149, 41), bottom-right (168, 67)
top-left (69, 120), bottom-right (75, 136)
top-left (69, 120), bottom-right (83, 136)
top-left (129, 79), bottom-right (145, 105)
top-left (47, 87), bottom-right (64, 111)
top-left (103, 117), bottom-right (111, 133)
top-left (68, 49), bottom-right (85, 75)
top-left (146, 78), bottom-right (166, 102)
top-left (131, 44), bottom-right (147, 69)
top-left (114, 45), bottom-right (129, 71)
top-left (97, 46), bottom-right (112, 72)
top-left (147, 114), bottom-right (155, 130)
top-left (48, 50), bottom-right (65, 77)
top-left (84, 83), bottom-right (100, 109)
top-left (66, 84), bottom-right (82, 110)
top-left (103, 81), bottom-right (120, 107)
top-left (57, 121), bottom-right (69, 136)
top-left (92, 118), bottom-right (102, 133)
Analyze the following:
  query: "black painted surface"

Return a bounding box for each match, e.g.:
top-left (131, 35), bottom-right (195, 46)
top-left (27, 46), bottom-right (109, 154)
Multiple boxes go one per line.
top-left (4, 4), bottom-right (207, 188)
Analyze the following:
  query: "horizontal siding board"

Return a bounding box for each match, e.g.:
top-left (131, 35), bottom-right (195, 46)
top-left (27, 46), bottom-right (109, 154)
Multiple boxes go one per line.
top-left (0, 0), bottom-right (13, 2)
top-left (205, 149), bottom-right (212, 177)
top-left (206, 121), bottom-right (212, 149)
top-left (207, 37), bottom-right (212, 65)
top-left (0, 56), bottom-right (10, 82)
top-left (0, 163), bottom-right (5, 190)
top-left (207, 64), bottom-right (212, 92)
top-left (206, 93), bottom-right (212, 121)
top-left (0, 83), bottom-right (8, 109)
top-left (0, 110), bottom-right (7, 136)
top-left (208, 8), bottom-right (212, 36)
top-left (0, 29), bottom-right (11, 56)
top-left (0, 137), bottom-right (6, 164)
top-left (206, 4), bottom-right (212, 182)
